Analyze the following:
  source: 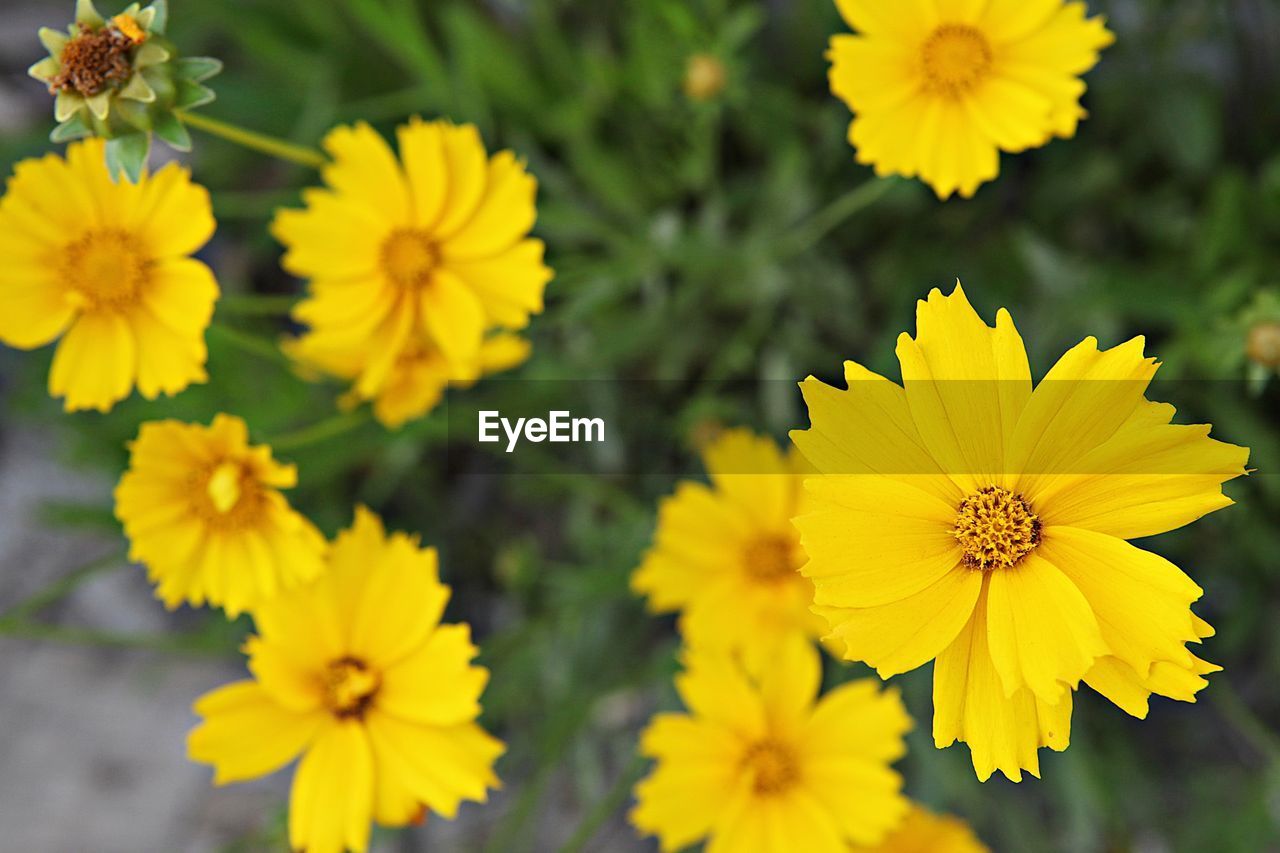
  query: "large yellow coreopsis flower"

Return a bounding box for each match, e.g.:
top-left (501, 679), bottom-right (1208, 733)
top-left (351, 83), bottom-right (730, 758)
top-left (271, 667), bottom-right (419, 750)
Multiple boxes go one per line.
top-left (114, 414), bottom-right (326, 616)
top-left (631, 641), bottom-right (911, 852)
top-left (189, 508), bottom-right (503, 853)
top-left (273, 119), bottom-right (552, 414)
top-left (0, 138), bottom-right (218, 411)
top-left (792, 284), bottom-right (1248, 781)
top-left (631, 429), bottom-right (825, 671)
top-left (827, 0), bottom-right (1114, 198)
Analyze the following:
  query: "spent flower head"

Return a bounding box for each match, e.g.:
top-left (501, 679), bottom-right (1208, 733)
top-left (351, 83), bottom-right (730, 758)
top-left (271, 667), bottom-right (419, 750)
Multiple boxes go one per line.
top-left (28, 0), bottom-right (223, 181)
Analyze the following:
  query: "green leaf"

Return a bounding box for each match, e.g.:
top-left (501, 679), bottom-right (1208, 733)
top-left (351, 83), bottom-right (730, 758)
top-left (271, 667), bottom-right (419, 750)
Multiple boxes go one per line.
top-left (174, 56), bottom-right (224, 83)
top-left (148, 0), bottom-right (168, 34)
top-left (152, 110), bottom-right (192, 151)
top-left (50, 115), bottom-right (92, 143)
top-left (174, 80), bottom-right (217, 110)
top-left (105, 134), bottom-right (149, 183)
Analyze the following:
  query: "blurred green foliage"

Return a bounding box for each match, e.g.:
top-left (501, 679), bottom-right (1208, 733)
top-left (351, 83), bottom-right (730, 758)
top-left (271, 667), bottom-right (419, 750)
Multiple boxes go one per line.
top-left (2, 0), bottom-right (1279, 851)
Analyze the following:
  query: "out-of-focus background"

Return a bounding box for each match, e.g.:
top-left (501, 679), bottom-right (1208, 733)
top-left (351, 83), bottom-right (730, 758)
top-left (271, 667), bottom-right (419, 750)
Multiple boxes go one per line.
top-left (1, 1), bottom-right (1279, 851)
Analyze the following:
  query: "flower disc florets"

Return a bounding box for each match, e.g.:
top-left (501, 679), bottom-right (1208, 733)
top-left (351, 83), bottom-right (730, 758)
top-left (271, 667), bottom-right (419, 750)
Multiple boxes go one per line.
top-left (28, 0), bottom-right (223, 181)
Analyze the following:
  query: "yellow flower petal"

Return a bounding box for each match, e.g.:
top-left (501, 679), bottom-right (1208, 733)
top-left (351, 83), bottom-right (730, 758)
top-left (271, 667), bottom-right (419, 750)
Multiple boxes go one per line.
top-left (188, 681), bottom-right (324, 785)
top-left (378, 625), bottom-right (487, 725)
top-left (364, 712), bottom-right (503, 819)
top-left (288, 721), bottom-right (374, 853)
top-left (49, 312), bottom-right (136, 412)
top-left (320, 121), bottom-right (410, 224)
top-left (440, 150), bottom-right (538, 259)
top-left (985, 552), bottom-right (1107, 701)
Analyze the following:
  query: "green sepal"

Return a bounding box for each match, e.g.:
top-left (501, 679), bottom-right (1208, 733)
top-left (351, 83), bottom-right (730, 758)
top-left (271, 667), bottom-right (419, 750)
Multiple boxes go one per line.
top-left (174, 79), bottom-right (217, 110)
top-left (148, 0), bottom-right (169, 35)
top-left (105, 133), bottom-right (149, 183)
top-left (50, 114), bottom-right (92, 143)
top-left (152, 110), bottom-right (192, 151)
top-left (174, 56), bottom-right (223, 83)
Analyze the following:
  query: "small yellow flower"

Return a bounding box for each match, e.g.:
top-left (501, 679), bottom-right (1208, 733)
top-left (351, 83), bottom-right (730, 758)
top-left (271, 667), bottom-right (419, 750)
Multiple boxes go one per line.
top-left (827, 0), bottom-right (1114, 198)
top-left (0, 138), bottom-right (218, 412)
top-left (114, 414), bottom-right (326, 616)
top-left (289, 323), bottom-right (531, 430)
top-left (273, 119), bottom-right (552, 406)
top-left (853, 804), bottom-right (988, 853)
top-left (631, 641), bottom-right (911, 852)
top-left (631, 429), bottom-right (825, 671)
top-left (684, 53), bottom-right (727, 101)
top-left (792, 283), bottom-right (1247, 781)
top-left (188, 508), bottom-right (504, 853)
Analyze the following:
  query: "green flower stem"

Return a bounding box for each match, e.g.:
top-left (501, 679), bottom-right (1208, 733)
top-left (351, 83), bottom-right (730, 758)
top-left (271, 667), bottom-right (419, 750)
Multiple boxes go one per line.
top-left (218, 293), bottom-right (298, 317)
top-left (1211, 679), bottom-right (1280, 764)
top-left (777, 176), bottom-right (901, 259)
top-left (268, 410), bottom-right (371, 453)
top-left (0, 550), bottom-right (125, 625)
top-left (0, 620), bottom-right (230, 657)
top-left (178, 110), bottom-right (328, 170)
top-left (207, 321), bottom-right (293, 368)
top-left (560, 753), bottom-right (648, 853)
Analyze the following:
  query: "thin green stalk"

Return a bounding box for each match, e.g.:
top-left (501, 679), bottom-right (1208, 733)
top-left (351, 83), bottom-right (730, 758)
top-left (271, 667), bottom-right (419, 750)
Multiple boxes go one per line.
top-left (218, 293), bottom-right (299, 317)
top-left (1211, 679), bottom-right (1280, 763)
top-left (777, 176), bottom-right (901, 259)
top-left (179, 110), bottom-right (328, 170)
top-left (0, 551), bottom-right (125, 625)
top-left (269, 410), bottom-right (370, 453)
top-left (208, 321), bottom-right (293, 368)
top-left (559, 753), bottom-right (647, 853)
top-left (0, 620), bottom-right (230, 657)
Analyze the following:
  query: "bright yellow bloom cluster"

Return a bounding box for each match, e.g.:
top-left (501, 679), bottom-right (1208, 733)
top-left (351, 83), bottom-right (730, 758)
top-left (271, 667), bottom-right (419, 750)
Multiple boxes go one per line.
top-left (0, 138), bottom-right (218, 411)
top-left (274, 119), bottom-right (553, 428)
top-left (631, 428), bottom-right (825, 671)
top-left (188, 508), bottom-right (503, 853)
top-left (114, 414), bottom-right (326, 616)
top-left (792, 284), bottom-right (1247, 780)
top-left (631, 641), bottom-right (912, 852)
top-left (827, 0), bottom-right (1114, 198)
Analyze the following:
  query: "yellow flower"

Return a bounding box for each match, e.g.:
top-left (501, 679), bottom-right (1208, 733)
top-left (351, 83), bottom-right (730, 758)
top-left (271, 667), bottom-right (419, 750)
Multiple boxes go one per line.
top-left (0, 138), bottom-right (217, 412)
top-left (289, 323), bottom-right (531, 430)
top-left (188, 508), bottom-right (503, 853)
top-left (827, 0), bottom-right (1114, 198)
top-left (854, 804), bottom-right (988, 853)
top-left (792, 283), bottom-right (1247, 781)
top-left (114, 414), bottom-right (326, 616)
top-left (273, 119), bottom-right (552, 405)
top-left (631, 429), bottom-right (825, 671)
top-left (631, 641), bottom-right (911, 852)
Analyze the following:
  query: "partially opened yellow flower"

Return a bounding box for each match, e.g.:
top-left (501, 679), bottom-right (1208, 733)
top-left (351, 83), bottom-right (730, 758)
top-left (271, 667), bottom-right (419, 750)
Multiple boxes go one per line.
top-left (827, 0), bottom-right (1114, 198)
top-left (792, 283), bottom-right (1247, 781)
top-left (114, 414), bottom-right (325, 616)
top-left (273, 119), bottom-right (552, 404)
top-left (631, 429), bottom-right (825, 671)
top-left (289, 325), bottom-right (531, 430)
top-left (0, 138), bottom-right (217, 411)
top-left (631, 641), bottom-right (910, 852)
top-left (189, 507), bottom-right (503, 853)
top-left (854, 804), bottom-right (988, 853)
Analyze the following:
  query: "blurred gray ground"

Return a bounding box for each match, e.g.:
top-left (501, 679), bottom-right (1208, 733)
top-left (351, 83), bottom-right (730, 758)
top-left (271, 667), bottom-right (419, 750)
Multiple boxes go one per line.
top-left (0, 426), bottom-right (291, 853)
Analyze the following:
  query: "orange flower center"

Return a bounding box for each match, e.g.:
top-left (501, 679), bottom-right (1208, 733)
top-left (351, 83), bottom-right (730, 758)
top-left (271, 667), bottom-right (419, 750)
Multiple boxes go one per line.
top-left (954, 486), bottom-right (1040, 571)
top-left (51, 27), bottom-right (135, 96)
top-left (742, 535), bottom-right (799, 584)
top-left (1246, 321), bottom-right (1280, 368)
top-left (922, 24), bottom-right (992, 95)
top-left (61, 228), bottom-right (149, 311)
top-left (741, 739), bottom-right (799, 796)
top-left (323, 657), bottom-right (381, 719)
top-left (380, 228), bottom-right (440, 290)
top-left (193, 460), bottom-right (264, 529)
